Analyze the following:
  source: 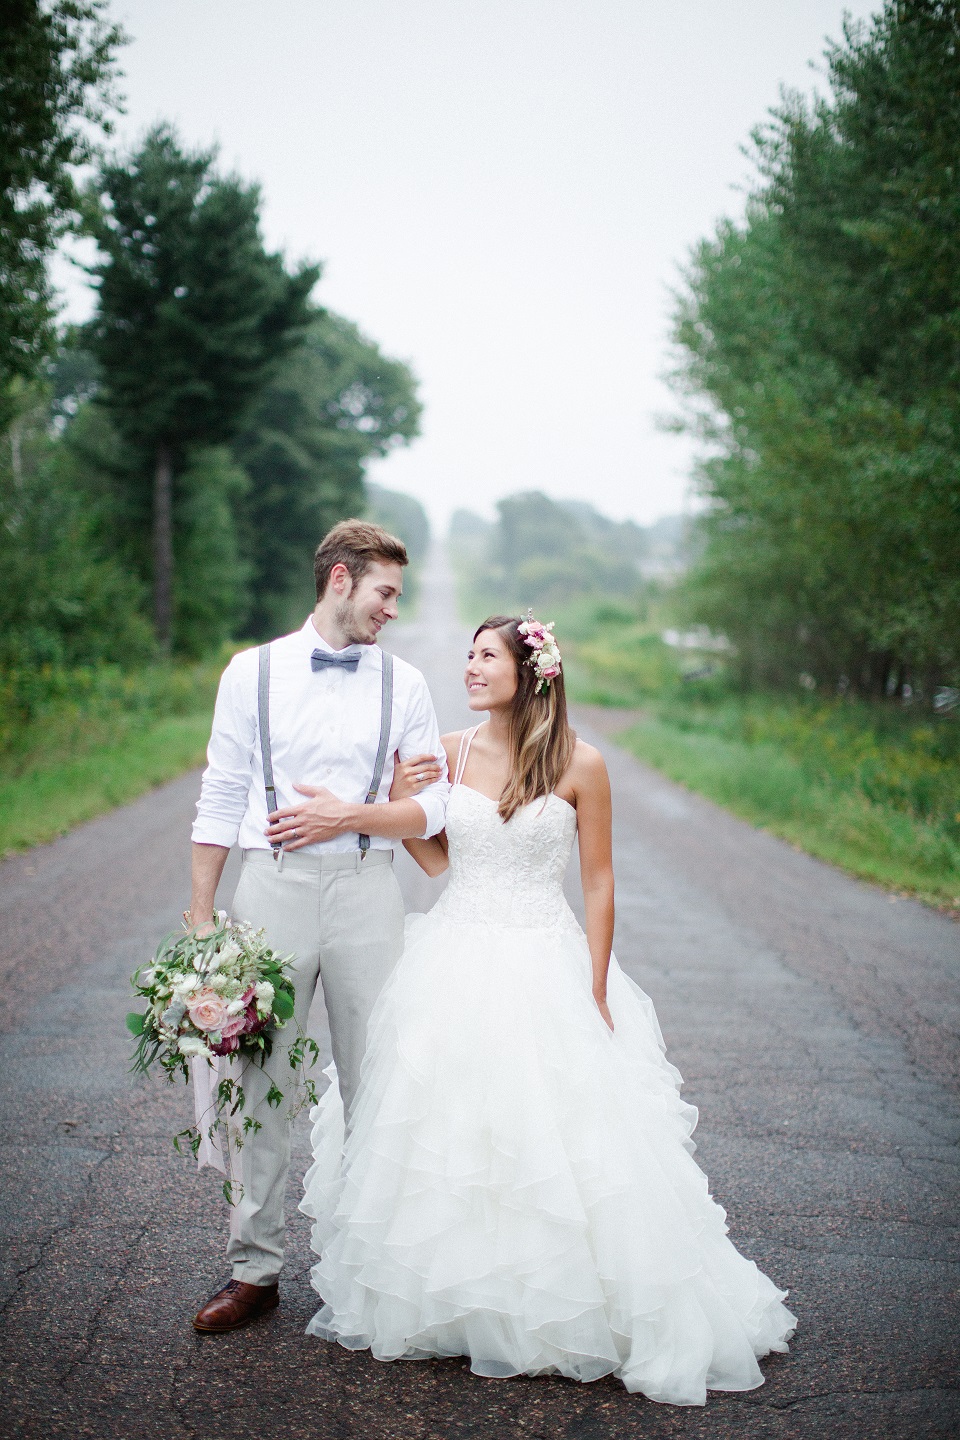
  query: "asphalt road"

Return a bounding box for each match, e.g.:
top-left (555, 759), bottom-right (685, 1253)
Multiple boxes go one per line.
top-left (1, 551), bottom-right (957, 1440)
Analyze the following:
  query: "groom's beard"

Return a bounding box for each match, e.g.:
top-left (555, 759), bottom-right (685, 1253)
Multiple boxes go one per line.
top-left (334, 597), bottom-right (374, 645)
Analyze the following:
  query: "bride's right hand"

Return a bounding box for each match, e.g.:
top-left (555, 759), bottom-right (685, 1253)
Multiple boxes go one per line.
top-left (595, 996), bottom-right (614, 1032)
top-left (390, 753), bottom-right (443, 801)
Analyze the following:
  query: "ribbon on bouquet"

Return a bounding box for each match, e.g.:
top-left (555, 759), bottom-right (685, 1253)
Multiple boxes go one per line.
top-left (190, 1055), bottom-right (226, 1172)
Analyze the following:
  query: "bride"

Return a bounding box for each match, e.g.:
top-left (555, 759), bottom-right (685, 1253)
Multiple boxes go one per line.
top-left (300, 612), bottom-right (796, 1405)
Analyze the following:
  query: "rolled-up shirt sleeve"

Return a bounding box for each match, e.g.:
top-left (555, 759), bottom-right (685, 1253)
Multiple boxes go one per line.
top-left (397, 673), bottom-right (450, 839)
top-left (191, 656), bottom-right (257, 848)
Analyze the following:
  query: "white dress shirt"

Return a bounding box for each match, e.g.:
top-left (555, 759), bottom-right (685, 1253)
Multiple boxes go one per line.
top-left (192, 617), bottom-right (449, 853)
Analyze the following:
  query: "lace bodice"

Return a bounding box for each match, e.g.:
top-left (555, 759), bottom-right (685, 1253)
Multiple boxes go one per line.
top-left (435, 784), bottom-right (579, 929)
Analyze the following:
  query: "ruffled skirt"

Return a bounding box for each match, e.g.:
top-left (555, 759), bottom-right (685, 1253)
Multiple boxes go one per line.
top-left (300, 910), bottom-right (796, 1405)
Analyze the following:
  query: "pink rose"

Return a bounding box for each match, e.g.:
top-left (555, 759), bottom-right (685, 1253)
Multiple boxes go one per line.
top-left (187, 989), bottom-right (230, 1033)
top-left (219, 1011), bottom-right (247, 1039)
top-left (541, 663), bottom-right (560, 679)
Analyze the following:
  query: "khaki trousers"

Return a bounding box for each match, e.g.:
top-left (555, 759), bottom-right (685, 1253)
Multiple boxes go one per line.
top-left (225, 846), bottom-right (404, 1285)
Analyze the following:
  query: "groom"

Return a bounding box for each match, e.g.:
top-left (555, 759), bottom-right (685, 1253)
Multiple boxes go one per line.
top-left (187, 519), bottom-right (449, 1333)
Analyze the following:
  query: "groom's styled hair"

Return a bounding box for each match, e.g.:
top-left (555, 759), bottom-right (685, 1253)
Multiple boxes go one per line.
top-left (314, 519), bottom-right (409, 600)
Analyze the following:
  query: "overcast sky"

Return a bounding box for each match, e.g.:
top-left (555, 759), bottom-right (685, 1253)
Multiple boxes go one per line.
top-left (57, 0), bottom-right (878, 531)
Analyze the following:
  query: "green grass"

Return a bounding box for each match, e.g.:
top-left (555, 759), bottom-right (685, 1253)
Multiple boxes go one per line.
top-left (0, 711), bottom-right (215, 853)
top-left (0, 655), bottom-right (225, 855)
top-left (616, 715), bottom-right (960, 910)
top-left (554, 599), bottom-right (960, 912)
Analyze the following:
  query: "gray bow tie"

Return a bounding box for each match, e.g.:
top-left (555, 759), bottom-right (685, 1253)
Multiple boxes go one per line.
top-left (311, 647), bottom-right (362, 672)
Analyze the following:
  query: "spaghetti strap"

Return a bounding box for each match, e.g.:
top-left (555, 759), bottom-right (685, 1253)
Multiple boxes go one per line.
top-left (453, 725), bottom-right (482, 787)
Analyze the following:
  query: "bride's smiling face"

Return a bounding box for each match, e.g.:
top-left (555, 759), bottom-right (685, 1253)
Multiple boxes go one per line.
top-left (465, 629), bottom-right (519, 711)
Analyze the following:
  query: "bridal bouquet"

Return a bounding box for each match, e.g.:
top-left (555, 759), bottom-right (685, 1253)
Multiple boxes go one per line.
top-left (127, 913), bottom-right (318, 1194)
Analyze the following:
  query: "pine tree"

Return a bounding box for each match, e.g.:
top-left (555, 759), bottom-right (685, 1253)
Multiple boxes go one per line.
top-left (85, 124), bottom-right (318, 650)
top-left (0, 0), bottom-right (123, 428)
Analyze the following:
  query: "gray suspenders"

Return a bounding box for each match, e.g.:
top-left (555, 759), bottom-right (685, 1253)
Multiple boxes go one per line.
top-left (257, 643), bottom-right (394, 859)
top-left (359, 650), bottom-right (394, 854)
top-left (257, 644), bottom-right (281, 858)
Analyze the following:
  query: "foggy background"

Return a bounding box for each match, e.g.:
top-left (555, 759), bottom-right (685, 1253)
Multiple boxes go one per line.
top-left (55, 0), bottom-right (877, 530)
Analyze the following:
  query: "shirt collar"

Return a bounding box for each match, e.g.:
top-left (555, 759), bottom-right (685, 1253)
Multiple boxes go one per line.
top-left (300, 615), bottom-right (379, 665)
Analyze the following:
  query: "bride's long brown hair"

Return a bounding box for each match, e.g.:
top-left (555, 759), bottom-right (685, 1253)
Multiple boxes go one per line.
top-left (473, 615), bottom-right (576, 822)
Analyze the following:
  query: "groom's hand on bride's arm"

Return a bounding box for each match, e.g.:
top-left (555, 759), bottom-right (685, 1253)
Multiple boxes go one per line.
top-left (265, 784), bottom-right (432, 848)
top-left (265, 785), bottom-right (354, 849)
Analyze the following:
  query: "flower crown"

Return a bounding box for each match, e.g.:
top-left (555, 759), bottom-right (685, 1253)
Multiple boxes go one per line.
top-left (517, 609), bottom-right (562, 693)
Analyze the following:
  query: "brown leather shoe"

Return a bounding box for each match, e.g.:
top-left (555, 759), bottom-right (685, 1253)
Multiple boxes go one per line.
top-left (192, 1279), bottom-right (280, 1333)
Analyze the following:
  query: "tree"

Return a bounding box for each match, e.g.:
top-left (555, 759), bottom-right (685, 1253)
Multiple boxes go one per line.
top-left (0, 387), bottom-right (152, 675)
top-left (671, 0), bottom-right (960, 695)
top-left (0, 1), bottom-right (124, 429)
top-left (85, 124), bottom-right (319, 650)
top-left (367, 483), bottom-right (430, 566)
top-left (232, 311), bottom-right (421, 637)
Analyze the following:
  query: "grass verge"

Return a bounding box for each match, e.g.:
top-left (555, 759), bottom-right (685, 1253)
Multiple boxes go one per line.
top-left (0, 711), bottom-right (214, 855)
top-left (546, 597), bottom-right (960, 913)
top-left (0, 655), bottom-right (225, 856)
top-left (615, 714), bottom-right (960, 911)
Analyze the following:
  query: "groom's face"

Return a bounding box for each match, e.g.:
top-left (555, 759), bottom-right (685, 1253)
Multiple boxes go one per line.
top-left (335, 560), bottom-right (404, 644)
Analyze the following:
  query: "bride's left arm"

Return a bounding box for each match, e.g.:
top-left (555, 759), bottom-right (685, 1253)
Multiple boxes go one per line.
top-left (389, 733), bottom-right (459, 877)
top-left (570, 744), bottom-right (615, 1030)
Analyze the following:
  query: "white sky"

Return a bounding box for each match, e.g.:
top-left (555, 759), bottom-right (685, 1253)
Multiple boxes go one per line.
top-left (56, 0), bottom-right (877, 531)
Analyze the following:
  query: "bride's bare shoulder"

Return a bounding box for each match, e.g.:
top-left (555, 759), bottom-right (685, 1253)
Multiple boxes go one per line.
top-left (567, 738), bottom-right (610, 792)
top-left (556, 737), bottom-right (609, 806)
top-left (440, 730), bottom-right (468, 766)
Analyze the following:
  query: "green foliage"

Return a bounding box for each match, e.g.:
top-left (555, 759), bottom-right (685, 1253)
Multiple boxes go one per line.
top-left (0, 707), bottom-right (215, 855)
top-left (366, 481), bottom-right (429, 612)
top-left (0, 1), bottom-right (124, 426)
top-left (174, 447), bottom-right (250, 657)
top-left (451, 491), bottom-right (686, 622)
top-left (672, 1), bottom-right (960, 696)
top-left (85, 124), bottom-right (318, 456)
top-left (0, 649), bottom-right (225, 762)
top-left (0, 647), bottom-right (224, 853)
top-left (0, 387), bottom-right (152, 673)
top-left (566, 606), bottom-right (960, 907)
top-left (84, 124), bottom-right (319, 647)
top-left (233, 313), bottom-right (421, 638)
top-left (618, 715), bottom-right (960, 910)
top-left (366, 482), bottom-right (429, 565)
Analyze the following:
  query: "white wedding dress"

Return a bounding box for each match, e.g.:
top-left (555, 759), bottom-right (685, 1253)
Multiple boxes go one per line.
top-left (300, 729), bottom-right (796, 1405)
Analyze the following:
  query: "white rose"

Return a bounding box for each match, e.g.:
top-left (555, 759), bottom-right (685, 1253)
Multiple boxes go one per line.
top-left (225, 998), bottom-right (246, 1016)
top-left (173, 973), bottom-right (199, 995)
top-left (217, 941), bottom-right (242, 964)
top-left (254, 981), bottom-right (275, 1006)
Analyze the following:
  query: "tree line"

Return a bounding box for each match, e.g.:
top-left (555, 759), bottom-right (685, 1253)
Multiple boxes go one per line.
top-left (672, 0), bottom-right (959, 700)
top-left (451, 490), bottom-right (690, 615)
top-left (1, 3), bottom-right (422, 674)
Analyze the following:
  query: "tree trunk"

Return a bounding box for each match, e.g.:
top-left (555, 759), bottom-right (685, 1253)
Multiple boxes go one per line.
top-left (153, 443), bottom-right (174, 653)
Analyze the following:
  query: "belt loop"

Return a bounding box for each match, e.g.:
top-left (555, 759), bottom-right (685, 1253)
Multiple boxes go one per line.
top-left (275, 848), bottom-right (285, 873)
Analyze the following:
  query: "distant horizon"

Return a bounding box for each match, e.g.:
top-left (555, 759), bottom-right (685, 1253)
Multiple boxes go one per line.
top-left (371, 480), bottom-right (689, 540)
